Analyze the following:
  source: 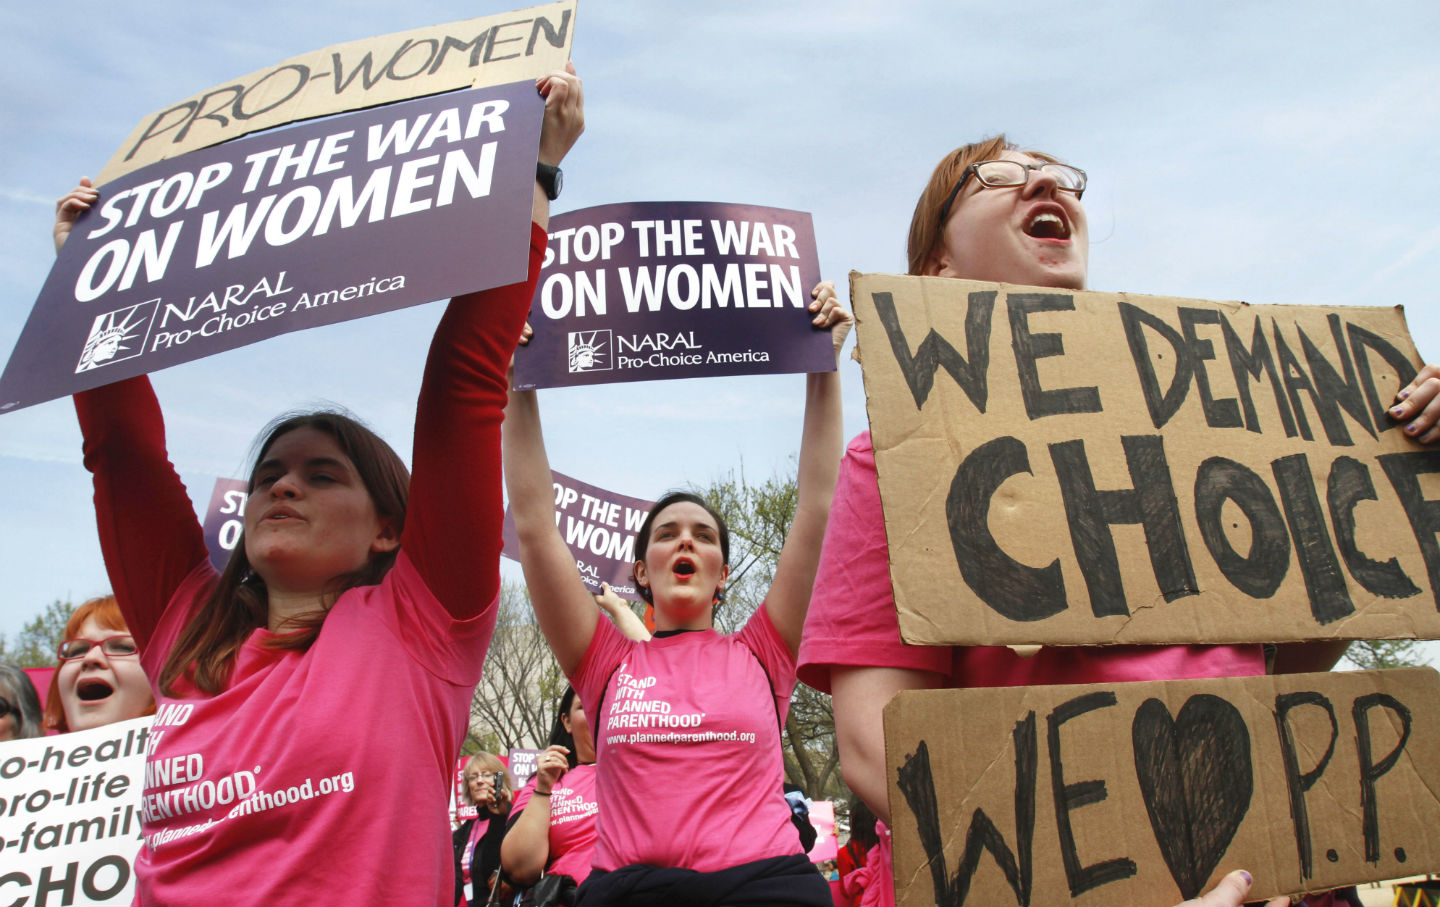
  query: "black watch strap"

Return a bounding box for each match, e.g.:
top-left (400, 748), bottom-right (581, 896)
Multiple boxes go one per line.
top-left (536, 162), bottom-right (562, 201)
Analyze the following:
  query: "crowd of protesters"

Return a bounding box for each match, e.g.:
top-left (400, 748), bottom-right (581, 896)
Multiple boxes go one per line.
top-left (9, 41), bottom-right (1430, 907)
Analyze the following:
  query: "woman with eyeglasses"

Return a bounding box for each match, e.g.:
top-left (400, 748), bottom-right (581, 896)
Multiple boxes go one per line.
top-left (797, 136), bottom-right (1312, 907)
top-left (0, 663), bottom-right (44, 741)
top-left (503, 290), bottom-right (850, 904)
top-left (454, 752), bottom-right (515, 907)
top-left (44, 594), bottom-right (155, 733)
top-left (52, 66), bottom-right (583, 907)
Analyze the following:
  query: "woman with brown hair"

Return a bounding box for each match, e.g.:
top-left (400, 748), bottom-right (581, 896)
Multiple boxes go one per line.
top-left (53, 65), bottom-right (584, 906)
top-left (798, 136), bottom-right (1301, 907)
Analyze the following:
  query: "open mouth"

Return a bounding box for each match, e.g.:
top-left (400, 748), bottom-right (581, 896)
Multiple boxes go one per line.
top-left (76, 677), bottom-right (114, 702)
top-left (1024, 211), bottom-right (1071, 240)
top-left (673, 559), bottom-right (696, 577)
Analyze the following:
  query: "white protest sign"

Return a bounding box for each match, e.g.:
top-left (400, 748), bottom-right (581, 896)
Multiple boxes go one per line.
top-left (0, 717), bottom-right (151, 906)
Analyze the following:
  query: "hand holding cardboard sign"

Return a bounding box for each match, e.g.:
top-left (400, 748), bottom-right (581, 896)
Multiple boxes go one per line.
top-left (53, 177), bottom-right (98, 253)
top-left (809, 280), bottom-right (853, 358)
top-left (1179, 870), bottom-right (1288, 907)
top-left (1390, 362), bottom-right (1440, 443)
top-left (536, 61), bottom-right (584, 168)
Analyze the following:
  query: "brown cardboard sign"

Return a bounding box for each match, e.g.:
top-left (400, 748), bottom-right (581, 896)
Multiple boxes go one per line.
top-left (97, 1), bottom-right (575, 185)
top-left (884, 668), bottom-right (1440, 906)
top-left (852, 273), bottom-right (1440, 646)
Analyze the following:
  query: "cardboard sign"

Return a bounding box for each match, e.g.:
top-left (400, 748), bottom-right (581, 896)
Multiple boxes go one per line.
top-left (0, 84), bottom-right (540, 415)
top-left (851, 273), bottom-right (1440, 646)
top-left (884, 668), bottom-right (1440, 906)
top-left (200, 477), bottom-right (249, 573)
top-left (97, 2), bottom-right (575, 184)
top-left (510, 202), bottom-right (835, 389)
top-left (502, 469), bottom-right (655, 601)
top-left (0, 717), bottom-right (152, 906)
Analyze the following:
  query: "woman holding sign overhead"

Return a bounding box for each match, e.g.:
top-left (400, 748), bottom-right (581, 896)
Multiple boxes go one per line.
top-left (56, 65), bottom-right (583, 906)
top-left (503, 289), bottom-right (850, 904)
top-left (796, 137), bottom-right (1352, 907)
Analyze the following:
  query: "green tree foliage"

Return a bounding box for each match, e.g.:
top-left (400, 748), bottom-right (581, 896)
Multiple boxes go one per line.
top-left (465, 580), bottom-right (566, 757)
top-left (0, 599), bottom-right (76, 667)
top-left (1341, 638), bottom-right (1432, 671)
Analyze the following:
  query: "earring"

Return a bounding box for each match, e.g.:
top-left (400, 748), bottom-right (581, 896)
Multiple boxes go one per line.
top-left (712, 588), bottom-right (725, 605)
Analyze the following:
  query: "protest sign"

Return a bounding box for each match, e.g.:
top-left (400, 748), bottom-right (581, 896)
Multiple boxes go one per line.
top-left (809, 799), bottom-right (837, 863)
top-left (98, 2), bottom-right (575, 184)
top-left (506, 747), bottom-right (541, 790)
top-left (510, 202), bottom-right (835, 389)
top-left (0, 716), bottom-right (151, 906)
top-left (452, 757), bottom-right (479, 822)
top-left (884, 668), bottom-right (1440, 906)
top-left (502, 469), bottom-right (654, 600)
top-left (852, 273), bottom-right (1440, 646)
top-left (0, 83), bottom-right (541, 415)
top-left (200, 478), bottom-right (249, 572)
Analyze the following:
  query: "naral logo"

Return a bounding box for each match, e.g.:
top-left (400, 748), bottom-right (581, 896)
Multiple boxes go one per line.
top-left (568, 330), bottom-right (612, 373)
top-left (76, 300), bottom-right (158, 373)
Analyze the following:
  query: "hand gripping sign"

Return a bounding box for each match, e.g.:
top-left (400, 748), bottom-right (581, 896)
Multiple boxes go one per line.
top-left (511, 201), bottom-right (836, 389)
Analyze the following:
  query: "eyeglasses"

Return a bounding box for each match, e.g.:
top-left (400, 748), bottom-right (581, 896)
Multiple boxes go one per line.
top-left (57, 636), bottom-right (139, 661)
top-left (937, 159), bottom-right (1087, 226)
top-left (465, 770), bottom-right (500, 782)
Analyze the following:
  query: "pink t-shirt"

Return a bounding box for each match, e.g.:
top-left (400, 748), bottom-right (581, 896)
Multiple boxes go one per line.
top-left (134, 554), bottom-right (489, 907)
top-left (572, 608), bottom-right (800, 873)
top-left (509, 763), bottom-right (599, 881)
top-left (797, 432), bottom-right (1264, 693)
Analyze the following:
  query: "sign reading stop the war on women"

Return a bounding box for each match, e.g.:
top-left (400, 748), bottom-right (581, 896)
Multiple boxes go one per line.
top-left (0, 81), bottom-right (541, 415)
top-left (502, 469), bottom-right (655, 601)
top-left (201, 477), bottom-right (250, 572)
top-left (0, 716), bottom-right (152, 907)
top-left (510, 202), bottom-right (837, 390)
top-left (852, 273), bottom-right (1440, 647)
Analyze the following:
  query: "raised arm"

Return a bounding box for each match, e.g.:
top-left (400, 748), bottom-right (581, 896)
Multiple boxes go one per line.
top-left (502, 386), bottom-right (600, 674)
top-left (763, 282), bottom-right (852, 653)
top-left (61, 179), bottom-right (209, 650)
top-left (404, 64), bottom-right (583, 619)
top-left (596, 582), bottom-right (652, 641)
top-left (498, 744), bottom-right (568, 885)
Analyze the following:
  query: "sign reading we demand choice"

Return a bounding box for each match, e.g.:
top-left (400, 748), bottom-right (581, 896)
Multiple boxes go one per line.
top-left (502, 469), bottom-right (655, 601)
top-left (853, 274), bottom-right (1440, 647)
top-left (0, 80), bottom-right (542, 414)
top-left (510, 202), bottom-right (836, 389)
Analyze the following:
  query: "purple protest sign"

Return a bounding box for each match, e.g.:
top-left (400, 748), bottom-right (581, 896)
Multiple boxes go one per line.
top-left (502, 469), bottom-right (655, 601)
top-left (0, 82), bottom-right (541, 414)
top-left (510, 202), bottom-right (833, 389)
top-left (201, 477), bottom-right (249, 572)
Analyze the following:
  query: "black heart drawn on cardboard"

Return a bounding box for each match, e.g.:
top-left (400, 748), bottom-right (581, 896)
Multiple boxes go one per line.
top-left (1132, 694), bottom-right (1253, 899)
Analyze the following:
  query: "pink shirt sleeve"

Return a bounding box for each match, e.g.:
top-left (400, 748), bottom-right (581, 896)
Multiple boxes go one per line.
top-left (798, 431), bottom-right (950, 693)
top-left (738, 604), bottom-right (799, 727)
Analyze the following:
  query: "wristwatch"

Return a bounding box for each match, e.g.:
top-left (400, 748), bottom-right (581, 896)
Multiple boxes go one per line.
top-left (536, 162), bottom-right (563, 201)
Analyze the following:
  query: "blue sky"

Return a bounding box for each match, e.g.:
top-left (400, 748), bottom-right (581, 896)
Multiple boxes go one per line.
top-left (2, 1), bottom-right (1438, 663)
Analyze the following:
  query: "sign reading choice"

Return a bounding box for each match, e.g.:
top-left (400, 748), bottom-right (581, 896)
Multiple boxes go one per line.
top-left (511, 202), bottom-right (836, 390)
top-left (502, 469), bottom-right (655, 601)
top-left (0, 81), bottom-right (541, 415)
top-left (851, 273), bottom-right (1440, 647)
